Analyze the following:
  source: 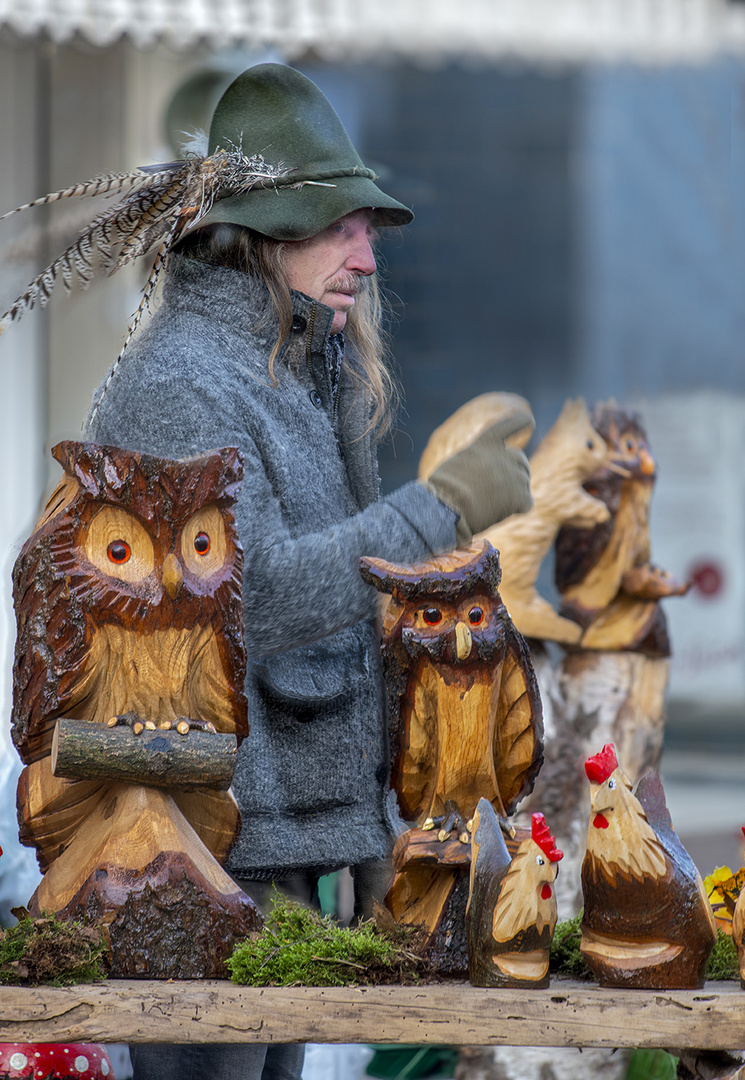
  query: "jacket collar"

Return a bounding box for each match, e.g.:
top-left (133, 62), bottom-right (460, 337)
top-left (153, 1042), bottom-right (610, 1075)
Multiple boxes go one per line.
top-left (163, 253), bottom-right (337, 351)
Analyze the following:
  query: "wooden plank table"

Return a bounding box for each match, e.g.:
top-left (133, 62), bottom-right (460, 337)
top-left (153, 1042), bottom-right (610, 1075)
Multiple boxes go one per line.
top-left (0, 980), bottom-right (743, 1048)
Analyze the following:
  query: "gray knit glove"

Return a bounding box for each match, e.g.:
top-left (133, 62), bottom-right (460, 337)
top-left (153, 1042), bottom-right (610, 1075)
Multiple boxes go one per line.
top-left (424, 412), bottom-right (533, 544)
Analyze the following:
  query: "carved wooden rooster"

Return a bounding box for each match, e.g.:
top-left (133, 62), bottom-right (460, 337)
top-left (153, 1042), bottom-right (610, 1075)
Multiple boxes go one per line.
top-left (466, 798), bottom-right (563, 987)
top-left (580, 744), bottom-right (716, 988)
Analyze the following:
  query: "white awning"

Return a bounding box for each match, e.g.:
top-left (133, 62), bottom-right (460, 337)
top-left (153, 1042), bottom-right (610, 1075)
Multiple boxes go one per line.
top-left (2, 0), bottom-right (744, 62)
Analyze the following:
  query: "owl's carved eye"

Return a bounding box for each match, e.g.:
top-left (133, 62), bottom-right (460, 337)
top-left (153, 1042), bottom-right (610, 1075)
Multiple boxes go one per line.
top-left (85, 506), bottom-right (154, 582)
top-left (422, 608), bottom-right (442, 626)
top-left (107, 540), bottom-right (131, 565)
top-left (468, 606), bottom-right (484, 626)
top-left (194, 532), bottom-right (211, 555)
top-left (181, 506), bottom-right (227, 580)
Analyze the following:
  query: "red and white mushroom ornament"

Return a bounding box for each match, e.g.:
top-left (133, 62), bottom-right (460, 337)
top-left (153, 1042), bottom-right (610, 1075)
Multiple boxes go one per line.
top-left (0, 1044), bottom-right (115, 1079)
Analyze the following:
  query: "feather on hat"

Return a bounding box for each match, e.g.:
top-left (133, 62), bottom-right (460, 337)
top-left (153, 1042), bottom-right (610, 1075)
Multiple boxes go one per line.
top-left (0, 63), bottom-right (412, 418)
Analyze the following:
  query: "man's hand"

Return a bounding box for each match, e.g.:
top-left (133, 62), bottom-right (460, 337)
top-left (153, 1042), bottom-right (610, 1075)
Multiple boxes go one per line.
top-left (424, 411), bottom-right (533, 544)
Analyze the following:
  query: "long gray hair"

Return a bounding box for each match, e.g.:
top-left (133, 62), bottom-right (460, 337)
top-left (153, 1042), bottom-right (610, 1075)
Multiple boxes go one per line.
top-left (175, 224), bottom-right (399, 440)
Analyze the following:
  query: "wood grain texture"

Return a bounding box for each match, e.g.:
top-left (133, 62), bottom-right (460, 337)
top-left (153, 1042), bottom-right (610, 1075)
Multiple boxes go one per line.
top-left (0, 980), bottom-right (742, 1048)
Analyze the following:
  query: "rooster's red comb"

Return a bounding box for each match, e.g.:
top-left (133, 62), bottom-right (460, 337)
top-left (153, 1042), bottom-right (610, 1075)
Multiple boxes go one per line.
top-left (585, 743), bottom-right (618, 785)
top-left (531, 813), bottom-right (563, 862)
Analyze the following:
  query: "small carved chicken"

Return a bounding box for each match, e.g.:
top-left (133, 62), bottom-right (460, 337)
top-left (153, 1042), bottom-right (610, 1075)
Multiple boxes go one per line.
top-left (12, 441), bottom-right (261, 976)
top-left (466, 798), bottom-right (563, 988)
top-left (580, 744), bottom-right (716, 988)
top-left (555, 401), bottom-right (689, 654)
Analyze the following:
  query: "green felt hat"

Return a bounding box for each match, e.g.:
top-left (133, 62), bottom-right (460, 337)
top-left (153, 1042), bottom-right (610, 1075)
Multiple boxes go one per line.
top-left (200, 63), bottom-right (413, 241)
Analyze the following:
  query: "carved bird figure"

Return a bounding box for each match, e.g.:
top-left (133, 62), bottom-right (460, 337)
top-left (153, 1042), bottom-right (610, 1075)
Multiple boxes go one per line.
top-left (555, 401), bottom-right (690, 654)
top-left (466, 798), bottom-right (563, 987)
top-left (12, 440), bottom-right (260, 975)
top-left (360, 541), bottom-right (543, 837)
top-left (580, 743), bottom-right (716, 988)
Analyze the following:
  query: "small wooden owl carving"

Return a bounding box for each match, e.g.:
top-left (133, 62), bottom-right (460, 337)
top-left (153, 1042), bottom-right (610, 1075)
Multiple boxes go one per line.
top-left (361, 541), bottom-right (543, 831)
top-left (12, 441), bottom-right (260, 977)
top-left (360, 543), bottom-right (542, 975)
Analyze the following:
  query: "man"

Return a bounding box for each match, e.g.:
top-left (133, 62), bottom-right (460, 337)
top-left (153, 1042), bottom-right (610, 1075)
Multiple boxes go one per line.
top-left (84, 63), bottom-right (532, 1080)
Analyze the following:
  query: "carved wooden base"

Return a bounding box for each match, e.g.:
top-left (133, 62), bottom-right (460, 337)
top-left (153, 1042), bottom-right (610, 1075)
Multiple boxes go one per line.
top-left (387, 825), bottom-right (531, 976)
top-left (44, 852), bottom-right (260, 978)
top-left (27, 782), bottom-right (262, 978)
top-left (386, 865), bottom-right (470, 976)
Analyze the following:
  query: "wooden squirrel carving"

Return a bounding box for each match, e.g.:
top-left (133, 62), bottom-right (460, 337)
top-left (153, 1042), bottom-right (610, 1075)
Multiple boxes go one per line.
top-left (466, 798), bottom-right (563, 988)
top-left (478, 398), bottom-right (611, 644)
top-left (419, 394), bottom-right (611, 643)
top-left (12, 441), bottom-right (262, 977)
top-left (555, 401), bottom-right (690, 654)
top-left (580, 744), bottom-right (716, 989)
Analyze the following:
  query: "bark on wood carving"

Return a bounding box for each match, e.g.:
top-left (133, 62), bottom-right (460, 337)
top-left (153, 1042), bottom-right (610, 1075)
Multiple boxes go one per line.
top-left (580, 744), bottom-right (716, 989)
top-left (466, 800), bottom-right (562, 988)
top-left (11, 441), bottom-right (262, 977)
top-left (360, 542), bottom-right (542, 973)
top-left (52, 718), bottom-right (238, 790)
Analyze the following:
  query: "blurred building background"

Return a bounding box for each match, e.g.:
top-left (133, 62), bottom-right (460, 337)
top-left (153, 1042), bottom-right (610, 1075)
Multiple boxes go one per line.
top-left (0, 0), bottom-right (743, 950)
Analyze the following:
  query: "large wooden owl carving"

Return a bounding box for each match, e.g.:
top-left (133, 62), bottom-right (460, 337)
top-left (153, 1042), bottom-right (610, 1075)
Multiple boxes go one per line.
top-left (361, 541), bottom-right (543, 830)
top-left (11, 441), bottom-right (261, 977)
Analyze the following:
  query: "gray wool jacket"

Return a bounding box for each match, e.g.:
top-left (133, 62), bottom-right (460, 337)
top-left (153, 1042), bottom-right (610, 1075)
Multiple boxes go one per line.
top-left (83, 254), bottom-right (457, 878)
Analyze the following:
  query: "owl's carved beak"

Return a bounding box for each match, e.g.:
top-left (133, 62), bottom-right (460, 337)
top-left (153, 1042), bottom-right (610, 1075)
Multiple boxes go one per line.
top-left (161, 553), bottom-right (183, 599)
top-left (455, 621), bottom-right (472, 660)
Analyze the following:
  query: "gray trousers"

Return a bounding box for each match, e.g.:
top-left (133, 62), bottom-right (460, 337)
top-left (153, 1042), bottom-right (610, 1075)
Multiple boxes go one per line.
top-left (130, 1043), bottom-right (305, 1080)
top-left (129, 875), bottom-right (318, 1080)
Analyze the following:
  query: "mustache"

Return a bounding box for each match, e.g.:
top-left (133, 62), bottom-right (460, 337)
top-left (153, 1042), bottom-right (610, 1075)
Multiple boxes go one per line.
top-left (326, 273), bottom-right (365, 295)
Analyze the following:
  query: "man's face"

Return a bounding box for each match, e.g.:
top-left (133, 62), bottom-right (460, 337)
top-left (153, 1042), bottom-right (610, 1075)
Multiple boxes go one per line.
top-left (283, 209), bottom-right (378, 334)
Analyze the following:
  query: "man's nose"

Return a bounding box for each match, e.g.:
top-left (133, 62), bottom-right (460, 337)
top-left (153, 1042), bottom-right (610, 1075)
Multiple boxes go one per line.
top-left (346, 237), bottom-right (377, 276)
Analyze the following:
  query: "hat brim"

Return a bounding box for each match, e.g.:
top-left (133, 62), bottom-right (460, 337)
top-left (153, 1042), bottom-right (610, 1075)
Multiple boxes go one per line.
top-left (196, 173), bottom-right (413, 241)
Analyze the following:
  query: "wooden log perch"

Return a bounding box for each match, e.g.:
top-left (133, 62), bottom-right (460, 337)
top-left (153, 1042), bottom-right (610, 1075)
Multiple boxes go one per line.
top-left (51, 719), bottom-right (237, 790)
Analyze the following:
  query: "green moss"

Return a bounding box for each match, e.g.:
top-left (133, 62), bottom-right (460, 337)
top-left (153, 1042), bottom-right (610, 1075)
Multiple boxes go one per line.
top-left (0, 907), bottom-right (106, 986)
top-left (227, 899), bottom-right (427, 987)
top-left (706, 930), bottom-right (739, 981)
top-left (550, 914), bottom-right (590, 979)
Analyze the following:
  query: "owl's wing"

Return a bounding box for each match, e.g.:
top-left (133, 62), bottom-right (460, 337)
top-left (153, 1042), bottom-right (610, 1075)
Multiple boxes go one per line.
top-left (493, 619), bottom-right (543, 815)
top-left (12, 479), bottom-right (91, 764)
top-left (385, 650), bottom-right (437, 823)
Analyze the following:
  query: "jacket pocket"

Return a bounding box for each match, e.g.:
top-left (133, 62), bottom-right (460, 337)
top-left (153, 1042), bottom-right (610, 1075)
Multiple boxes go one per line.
top-left (251, 628), bottom-right (373, 813)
